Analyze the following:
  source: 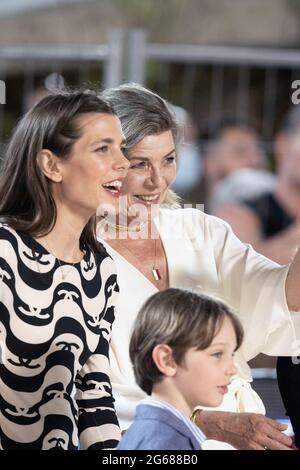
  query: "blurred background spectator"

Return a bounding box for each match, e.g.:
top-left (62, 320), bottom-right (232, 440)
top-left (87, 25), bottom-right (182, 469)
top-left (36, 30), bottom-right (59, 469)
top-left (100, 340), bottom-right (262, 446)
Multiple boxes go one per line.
top-left (212, 108), bottom-right (300, 264)
top-left (171, 105), bottom-right (203, 201)
top-left (209, 168), bottom-right (276, 215)
top-left (200, 117), bottom-right (268, 207)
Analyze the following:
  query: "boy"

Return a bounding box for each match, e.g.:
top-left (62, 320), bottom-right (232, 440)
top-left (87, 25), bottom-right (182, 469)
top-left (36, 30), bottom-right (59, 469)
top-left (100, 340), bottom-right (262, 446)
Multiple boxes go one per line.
top-left (117, 288), bottom-right (243, 450)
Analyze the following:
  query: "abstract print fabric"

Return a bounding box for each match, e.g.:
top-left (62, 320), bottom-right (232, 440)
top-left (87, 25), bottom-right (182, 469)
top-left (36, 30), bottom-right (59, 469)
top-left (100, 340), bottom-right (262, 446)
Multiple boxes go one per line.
top-left (0, 224), bottom-right (120, 450)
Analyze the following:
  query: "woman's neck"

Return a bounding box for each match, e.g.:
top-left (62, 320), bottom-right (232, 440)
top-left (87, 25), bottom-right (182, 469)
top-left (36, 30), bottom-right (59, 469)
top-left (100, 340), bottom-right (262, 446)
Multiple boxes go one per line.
top-left (36, 211), bottom-right (85, 263)
top-left (99, 216), bottom-right (156, 241)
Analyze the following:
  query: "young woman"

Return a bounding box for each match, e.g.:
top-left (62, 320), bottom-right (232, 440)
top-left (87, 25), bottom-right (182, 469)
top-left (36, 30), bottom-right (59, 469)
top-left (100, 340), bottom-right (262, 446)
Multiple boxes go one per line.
top-left (98, 83), bottom-right (300, 450)
top-left (0, 90), bottom-right (129, 449)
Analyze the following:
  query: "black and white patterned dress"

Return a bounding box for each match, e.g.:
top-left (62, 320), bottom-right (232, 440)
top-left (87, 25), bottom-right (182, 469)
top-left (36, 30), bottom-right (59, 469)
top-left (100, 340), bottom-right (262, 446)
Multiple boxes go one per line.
top-left (0, 224), bottom-right (120, 450)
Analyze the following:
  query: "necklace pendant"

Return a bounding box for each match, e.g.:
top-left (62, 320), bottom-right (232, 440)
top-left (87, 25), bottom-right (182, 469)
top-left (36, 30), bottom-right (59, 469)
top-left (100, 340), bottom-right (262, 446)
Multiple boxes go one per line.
top-left (152, 268), bottom-right (161, 281)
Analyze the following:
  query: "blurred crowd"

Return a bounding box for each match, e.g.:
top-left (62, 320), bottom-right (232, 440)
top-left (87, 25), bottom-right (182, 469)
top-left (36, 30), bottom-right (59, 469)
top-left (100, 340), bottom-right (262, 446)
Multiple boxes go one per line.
top-left (172, 105), bottom-right (300, 269)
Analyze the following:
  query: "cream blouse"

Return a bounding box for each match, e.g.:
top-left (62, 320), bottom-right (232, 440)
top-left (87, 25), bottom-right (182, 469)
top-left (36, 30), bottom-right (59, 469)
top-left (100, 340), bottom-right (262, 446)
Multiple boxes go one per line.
top-left (99, 208), bottom-right (300, 429)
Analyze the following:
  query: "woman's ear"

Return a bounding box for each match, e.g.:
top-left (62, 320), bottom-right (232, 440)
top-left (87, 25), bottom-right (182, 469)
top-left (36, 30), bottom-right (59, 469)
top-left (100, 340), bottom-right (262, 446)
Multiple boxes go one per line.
top-left (152, 344), bottom-right (177, 377)
top-left (37, 149), bottom-right (63, 183)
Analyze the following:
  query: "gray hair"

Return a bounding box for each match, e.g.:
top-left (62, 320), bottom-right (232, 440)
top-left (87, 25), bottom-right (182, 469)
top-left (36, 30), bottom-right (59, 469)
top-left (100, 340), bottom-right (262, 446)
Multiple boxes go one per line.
top-left (103, 83), bottom-right (182, 208)
top-left (130, 288), bottom-right (244, 395)
top-left (103, 83), bottom-right (181, 148)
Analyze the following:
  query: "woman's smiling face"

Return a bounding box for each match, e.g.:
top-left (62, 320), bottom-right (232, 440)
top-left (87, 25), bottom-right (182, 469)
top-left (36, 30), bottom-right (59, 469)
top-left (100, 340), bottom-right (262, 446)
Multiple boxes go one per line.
top-left (122, 130), bottom-right (177, 218)
top-left (55, 112), bottom-right (128, 219)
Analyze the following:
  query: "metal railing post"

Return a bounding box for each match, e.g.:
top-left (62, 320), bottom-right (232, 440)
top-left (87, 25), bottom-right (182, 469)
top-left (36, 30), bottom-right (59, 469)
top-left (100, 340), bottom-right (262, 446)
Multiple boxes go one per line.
top-left (104, 29), bottom-right (124, 88)
top-left (0, 64), bottom-right (6, 141)
top-left (127, 29), bottom-right (147, 84)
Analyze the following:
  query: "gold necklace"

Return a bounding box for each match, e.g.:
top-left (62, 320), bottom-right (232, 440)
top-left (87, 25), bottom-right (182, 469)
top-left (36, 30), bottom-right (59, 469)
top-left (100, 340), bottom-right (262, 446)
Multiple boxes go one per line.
top-left (103, 218), bottom-right (149, 233)
top-left (44, 239), bottom-right (80, 281)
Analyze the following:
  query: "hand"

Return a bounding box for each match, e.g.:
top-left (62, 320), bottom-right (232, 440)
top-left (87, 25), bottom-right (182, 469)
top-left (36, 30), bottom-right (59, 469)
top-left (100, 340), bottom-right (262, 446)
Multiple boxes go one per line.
top-left (196, 411), bottom-right (293, 450)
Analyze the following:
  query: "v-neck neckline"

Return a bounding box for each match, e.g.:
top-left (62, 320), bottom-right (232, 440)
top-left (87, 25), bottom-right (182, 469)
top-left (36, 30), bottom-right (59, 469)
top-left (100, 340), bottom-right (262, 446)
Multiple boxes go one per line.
top-left (28, 234), bottom-right (86, 266)
top-left (101, 217), bottom-right (171, 292)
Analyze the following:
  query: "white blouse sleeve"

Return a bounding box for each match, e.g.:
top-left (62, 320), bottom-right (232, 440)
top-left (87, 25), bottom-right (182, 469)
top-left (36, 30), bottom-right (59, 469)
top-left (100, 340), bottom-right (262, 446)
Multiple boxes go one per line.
top-left (205, 213), bottom-right (300, 360)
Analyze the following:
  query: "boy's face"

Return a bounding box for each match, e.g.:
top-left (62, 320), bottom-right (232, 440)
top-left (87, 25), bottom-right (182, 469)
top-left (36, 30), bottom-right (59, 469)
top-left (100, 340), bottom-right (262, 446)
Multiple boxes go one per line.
top-left (174, 317), bottom-right (238, 412)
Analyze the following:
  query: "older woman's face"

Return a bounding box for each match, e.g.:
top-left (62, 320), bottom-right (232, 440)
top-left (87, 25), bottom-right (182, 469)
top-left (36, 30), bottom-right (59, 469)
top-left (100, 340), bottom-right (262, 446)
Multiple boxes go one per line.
top-left (122, 130), bottom-right (176, 215)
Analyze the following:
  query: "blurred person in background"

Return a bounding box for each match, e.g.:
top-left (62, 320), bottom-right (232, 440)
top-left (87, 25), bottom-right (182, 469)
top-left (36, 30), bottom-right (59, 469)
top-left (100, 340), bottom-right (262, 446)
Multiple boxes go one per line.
top-left (211, 167), bottom-right (276, 244)
top-left (170, 105), bottom-right (203, 204)
top-left (213, 108), bottom-right (300, 265)
top-left (210, 167), bottom-right (275, 214)
top-left (201, 117), bottom-right (267, 205)
top-left (210, 107), bottom-right (300, 447)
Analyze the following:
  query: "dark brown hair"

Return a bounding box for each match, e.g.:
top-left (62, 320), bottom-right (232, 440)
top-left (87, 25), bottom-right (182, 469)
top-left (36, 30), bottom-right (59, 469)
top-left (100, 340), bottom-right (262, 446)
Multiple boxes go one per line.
top-left (130, 288), bottom-right (244, 395)
top-left (0, 89), bottom-right (115, 252)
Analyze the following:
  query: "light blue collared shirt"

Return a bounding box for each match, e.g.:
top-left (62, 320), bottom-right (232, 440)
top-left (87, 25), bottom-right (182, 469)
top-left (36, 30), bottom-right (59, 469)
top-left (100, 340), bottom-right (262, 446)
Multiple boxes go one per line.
top-left (143, 397), bottom-right (206, 448)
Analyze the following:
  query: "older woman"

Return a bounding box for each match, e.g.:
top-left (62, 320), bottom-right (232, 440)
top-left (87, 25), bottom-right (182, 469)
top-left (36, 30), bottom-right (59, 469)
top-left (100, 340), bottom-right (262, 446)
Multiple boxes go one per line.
top-left (98, 84), bottom-right (300, 450)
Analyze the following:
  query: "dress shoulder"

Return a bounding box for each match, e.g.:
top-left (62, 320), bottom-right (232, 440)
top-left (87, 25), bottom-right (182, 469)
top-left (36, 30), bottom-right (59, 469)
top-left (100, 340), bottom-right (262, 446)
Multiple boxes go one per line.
top-left (0, 223), bottom-right (17, 239)
top-left (158, 207), bottom-right (230, 240)
top-left (0, 223), bottom-right (20, 256)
